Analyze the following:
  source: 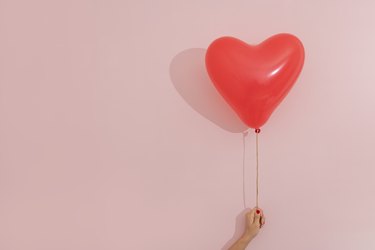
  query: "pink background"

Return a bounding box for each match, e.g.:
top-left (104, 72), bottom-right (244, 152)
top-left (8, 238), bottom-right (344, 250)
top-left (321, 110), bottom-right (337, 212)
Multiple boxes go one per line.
top-left (1, 0), bottom-right (374, 249)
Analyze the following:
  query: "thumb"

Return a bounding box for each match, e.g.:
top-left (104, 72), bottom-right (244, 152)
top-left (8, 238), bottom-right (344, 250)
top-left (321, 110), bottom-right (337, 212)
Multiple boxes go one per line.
top-left (254, 208), bottom-right (262, 225)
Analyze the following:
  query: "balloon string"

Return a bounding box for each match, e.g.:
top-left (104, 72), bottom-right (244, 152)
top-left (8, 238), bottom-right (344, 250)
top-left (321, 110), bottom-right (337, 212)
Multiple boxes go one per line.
top-left (256, 132), bottom-right (259, 208)
top-left (243, 132), bottom-right (247, 209)
top-left (242, 129), bottom-right (260, 208)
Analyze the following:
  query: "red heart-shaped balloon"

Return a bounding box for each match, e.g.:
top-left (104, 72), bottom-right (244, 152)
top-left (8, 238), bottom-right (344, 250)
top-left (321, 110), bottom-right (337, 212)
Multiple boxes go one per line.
top-left (205, 33), bottom-right (304, 129)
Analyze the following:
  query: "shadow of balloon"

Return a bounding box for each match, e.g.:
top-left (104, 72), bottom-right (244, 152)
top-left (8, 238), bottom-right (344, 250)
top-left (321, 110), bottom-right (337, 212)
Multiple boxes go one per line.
top-left (169, 48), bottom-right (247, 133)
top-left (170, 48), bottom-right (251, 249)
top-left (221, 208), bottom-right (251, 250)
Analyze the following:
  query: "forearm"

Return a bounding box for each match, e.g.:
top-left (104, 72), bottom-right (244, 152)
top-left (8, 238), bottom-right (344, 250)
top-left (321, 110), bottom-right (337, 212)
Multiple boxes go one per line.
top-left (228, 232), bottom-right (253, 250)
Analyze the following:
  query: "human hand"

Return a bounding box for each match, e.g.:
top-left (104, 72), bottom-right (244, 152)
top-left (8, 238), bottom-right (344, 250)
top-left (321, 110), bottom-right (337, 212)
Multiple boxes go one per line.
top-left (243, 207), bottom-right (266, 240)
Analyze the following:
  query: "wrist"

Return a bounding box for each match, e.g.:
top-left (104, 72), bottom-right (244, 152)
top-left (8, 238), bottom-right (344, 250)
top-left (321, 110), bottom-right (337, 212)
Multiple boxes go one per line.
top-left (244, 229), bottom-right (258, 240)
top-left (240, 231), bottom-right (254, 244)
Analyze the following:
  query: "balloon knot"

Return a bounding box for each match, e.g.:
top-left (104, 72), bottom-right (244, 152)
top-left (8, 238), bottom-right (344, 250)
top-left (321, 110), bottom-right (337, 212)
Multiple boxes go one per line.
top-left (255, 128), bottom-right (261, 134)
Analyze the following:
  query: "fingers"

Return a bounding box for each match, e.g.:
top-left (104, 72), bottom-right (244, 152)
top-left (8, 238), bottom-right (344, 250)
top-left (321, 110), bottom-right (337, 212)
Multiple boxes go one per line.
top-left (254, 208), bottom-right (262, 226)
top-left (246, 208), bottom-right (256, 224)
top-left (260, 215), bottom-right (266, 228)
top-left (246, 207), bottom-right (266, 228)
top-left (255, 207), bottom-right (266, 228)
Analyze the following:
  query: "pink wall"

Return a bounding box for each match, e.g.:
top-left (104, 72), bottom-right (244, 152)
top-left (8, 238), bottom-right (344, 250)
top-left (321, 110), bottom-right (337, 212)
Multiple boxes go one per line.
top-left (1, 0), bottom-right (374, 249)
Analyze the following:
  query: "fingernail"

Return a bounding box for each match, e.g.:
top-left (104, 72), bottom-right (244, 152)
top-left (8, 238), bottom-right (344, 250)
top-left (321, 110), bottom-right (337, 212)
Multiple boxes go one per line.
top-left (256, 210), bottom-right (260, 214)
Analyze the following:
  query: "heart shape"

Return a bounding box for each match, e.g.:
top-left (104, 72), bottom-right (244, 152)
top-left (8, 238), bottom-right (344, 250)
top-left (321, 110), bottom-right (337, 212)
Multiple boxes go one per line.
top-left (205, 33), bottom-right (305, 129)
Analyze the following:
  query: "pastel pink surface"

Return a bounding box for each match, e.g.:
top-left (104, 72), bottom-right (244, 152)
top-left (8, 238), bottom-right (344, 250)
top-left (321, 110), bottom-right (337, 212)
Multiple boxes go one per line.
top-left (1, 1), bottom-right (375, 250)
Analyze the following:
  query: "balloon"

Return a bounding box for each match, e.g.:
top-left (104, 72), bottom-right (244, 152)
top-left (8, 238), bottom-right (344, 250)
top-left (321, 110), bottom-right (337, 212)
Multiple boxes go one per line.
top-left (205, 33), bottom-right (305, 130)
